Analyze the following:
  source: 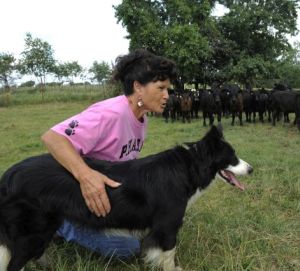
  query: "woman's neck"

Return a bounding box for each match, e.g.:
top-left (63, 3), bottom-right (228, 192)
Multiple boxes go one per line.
top-left (126, 95), bottom-right (146, 121)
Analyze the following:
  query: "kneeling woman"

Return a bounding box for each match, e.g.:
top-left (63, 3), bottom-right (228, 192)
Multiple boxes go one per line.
top-left (41, 49), bottom-right (177, 257)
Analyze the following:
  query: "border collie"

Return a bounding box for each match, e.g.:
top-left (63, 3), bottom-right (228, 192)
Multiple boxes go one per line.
top-left (0, 126), bottom-right (253, 271)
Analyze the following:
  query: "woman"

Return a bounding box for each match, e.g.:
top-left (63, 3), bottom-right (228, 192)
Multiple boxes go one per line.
top-left (41, 49), bottom-right (177, 258)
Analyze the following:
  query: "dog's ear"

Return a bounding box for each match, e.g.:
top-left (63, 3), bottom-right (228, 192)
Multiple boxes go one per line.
top-left (205, 125), bottom-right (223, 140)
top-left (201, 125), bottom-right (224, 154)
top-left (216, 123), bottom-right (223, 135)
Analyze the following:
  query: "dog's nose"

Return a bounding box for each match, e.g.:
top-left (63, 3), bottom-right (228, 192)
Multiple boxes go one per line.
top-left (248, 167), bottom-right (253, 174)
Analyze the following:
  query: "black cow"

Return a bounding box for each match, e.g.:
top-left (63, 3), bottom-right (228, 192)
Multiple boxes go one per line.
top-left (256, 89), bottom-right (269, 123)
top-left (296, 94), bottom-right (300, 131)
top-left (220, 89), bottom-right (231, 118)
top-left (190, 89), bottom-right (201, 119)
top-left (273, 82), bottom-right (292, 91)
top-left (270, 90), bottom-right (299, 127)
top-left (201, 90), bottom-right (215, 126)
top-left (222, 84), bottom-right (243, 126)
top-left (163, 93), bottom-right (180, 123)
top-left (243, 90), bottom-right (257, 123)
top-left (212, 88), bottom-right (222, 123)
top-left (180, 92), bottom-right (193, 123)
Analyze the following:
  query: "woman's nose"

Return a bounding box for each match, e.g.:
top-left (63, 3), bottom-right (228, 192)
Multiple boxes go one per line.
top-left (164, 89), bottom-right (169, 99)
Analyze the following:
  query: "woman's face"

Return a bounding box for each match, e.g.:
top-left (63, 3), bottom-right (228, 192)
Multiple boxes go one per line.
top-left (140, 79), bottom-right (170, 113)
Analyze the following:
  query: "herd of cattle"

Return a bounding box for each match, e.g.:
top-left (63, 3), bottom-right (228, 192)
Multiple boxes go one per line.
top-left (161, 83), bottom-right (300, 131)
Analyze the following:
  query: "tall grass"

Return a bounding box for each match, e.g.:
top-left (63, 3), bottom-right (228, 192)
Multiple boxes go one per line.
top-left (0, 100), bottom-right (299, 270)
top-left (0, 84), bottom-right (121, 107)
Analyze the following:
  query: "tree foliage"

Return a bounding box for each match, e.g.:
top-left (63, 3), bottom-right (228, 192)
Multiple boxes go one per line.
top-left (19, 33), bottom-right (56, 86)
top-left (114, 0), bottom-right (217, 88)
top-left (0, 52), bottom-right (16, 88)
top-left (54, 61), bottom-right (83, 83)
top-left (89, 61), bottom-right (111, 84)
top-left (276, 42), bottom-right (300, 87)
top-left (212, 0), bottom-right (299, 87)
top-left (114, 0), bottom-right (300, 88)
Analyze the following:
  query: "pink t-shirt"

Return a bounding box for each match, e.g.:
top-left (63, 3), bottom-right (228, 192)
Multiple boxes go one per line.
top-left (51, 95), bottom-right (147, 162)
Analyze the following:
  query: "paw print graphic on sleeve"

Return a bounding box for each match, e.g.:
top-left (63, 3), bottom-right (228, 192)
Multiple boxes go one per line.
top-left (65, 128), bottom-right (75, 136)
top-left (65, 120), bottom-right (79, 136)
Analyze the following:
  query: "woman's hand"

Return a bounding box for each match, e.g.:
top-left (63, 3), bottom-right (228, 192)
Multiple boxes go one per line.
top-left (41, 130), bottom-right (121, 217)
top-left (78, 169), bottom-right (121, 217)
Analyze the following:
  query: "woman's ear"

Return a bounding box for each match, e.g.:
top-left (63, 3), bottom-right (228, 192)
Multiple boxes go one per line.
top-left (133, 80), bottom-right (143, 94)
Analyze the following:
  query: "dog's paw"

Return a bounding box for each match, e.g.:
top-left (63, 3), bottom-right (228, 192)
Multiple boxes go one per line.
top-left (174, 266), bottom-right (183, 271)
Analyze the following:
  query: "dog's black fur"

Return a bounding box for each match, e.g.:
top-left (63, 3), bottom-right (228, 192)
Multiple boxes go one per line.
top-left (0, 126), bottom-right (252, 271)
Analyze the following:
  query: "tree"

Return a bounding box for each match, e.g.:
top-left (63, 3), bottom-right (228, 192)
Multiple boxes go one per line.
top-left (65, 61), bottom-right (82, 83)
top-left (19, 33), bottom-right (56, 87)
top-left (0, 52), bottom-right (16, 89)
top-left (89, 61), bottom-right (111, 84)
top-left (54, 61), bottom-right (83, 83)
top-left (114, 0), bottom-right (216, 88)
top-left (216, 0), bottom-right (299, 88)
top-left (114, 0), bottom-right (299, 88)
top-left (276, 42), bottom-right (300, 88)
top-left (230, 55), bottom-right (275, 89)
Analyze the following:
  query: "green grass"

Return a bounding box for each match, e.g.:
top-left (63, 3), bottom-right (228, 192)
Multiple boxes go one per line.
top-left (0, 102), bottom-right (299, 271)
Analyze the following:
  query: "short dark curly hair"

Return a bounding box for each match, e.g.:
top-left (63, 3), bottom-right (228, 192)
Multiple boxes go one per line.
top-left (113, 49), bottom-right (177, 96)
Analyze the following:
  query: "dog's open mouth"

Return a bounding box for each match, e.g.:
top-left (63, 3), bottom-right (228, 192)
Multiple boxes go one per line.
top-left (218, 170), bottom-right (245, 191)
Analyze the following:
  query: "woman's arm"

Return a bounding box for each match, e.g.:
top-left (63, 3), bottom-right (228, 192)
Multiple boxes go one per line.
top-left (41, 130), bottom-right (120, 217)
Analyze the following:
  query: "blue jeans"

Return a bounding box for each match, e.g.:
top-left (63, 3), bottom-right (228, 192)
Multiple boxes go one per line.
top-left (57, 221), bottom-right (140, 258)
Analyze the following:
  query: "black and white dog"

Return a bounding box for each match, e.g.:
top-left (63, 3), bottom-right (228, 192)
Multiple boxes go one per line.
top-left (0, 126), bottom-right (253, 271)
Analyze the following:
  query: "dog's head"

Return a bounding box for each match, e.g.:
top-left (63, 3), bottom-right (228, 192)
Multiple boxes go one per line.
top-left (197, 125), bottom-right (253, 191)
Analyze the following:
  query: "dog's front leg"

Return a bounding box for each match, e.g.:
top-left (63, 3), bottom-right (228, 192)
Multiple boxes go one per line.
top-left (142, 208), bottom-right (185, 271)
top-left (161, 248), bottom-right (183, 271)
top-left (144, 247), bottom-right (182, 271)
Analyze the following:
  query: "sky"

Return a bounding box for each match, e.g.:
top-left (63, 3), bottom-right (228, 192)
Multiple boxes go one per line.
top-left (1, 0), bottom-right (129, 69)
top-left (1, 0), bottom-right (299, 75)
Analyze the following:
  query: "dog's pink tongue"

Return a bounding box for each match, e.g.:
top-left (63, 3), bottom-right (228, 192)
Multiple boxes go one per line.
top-left (225, 170), bottom-right (245, 191)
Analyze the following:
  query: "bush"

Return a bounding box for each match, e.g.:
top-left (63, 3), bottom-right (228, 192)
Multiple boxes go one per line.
top-left (19, 80), bottom-right (35, 88)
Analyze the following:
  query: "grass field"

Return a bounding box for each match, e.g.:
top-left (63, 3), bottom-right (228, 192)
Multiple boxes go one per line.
top-left (0, 101), bottom-right (299, 271)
